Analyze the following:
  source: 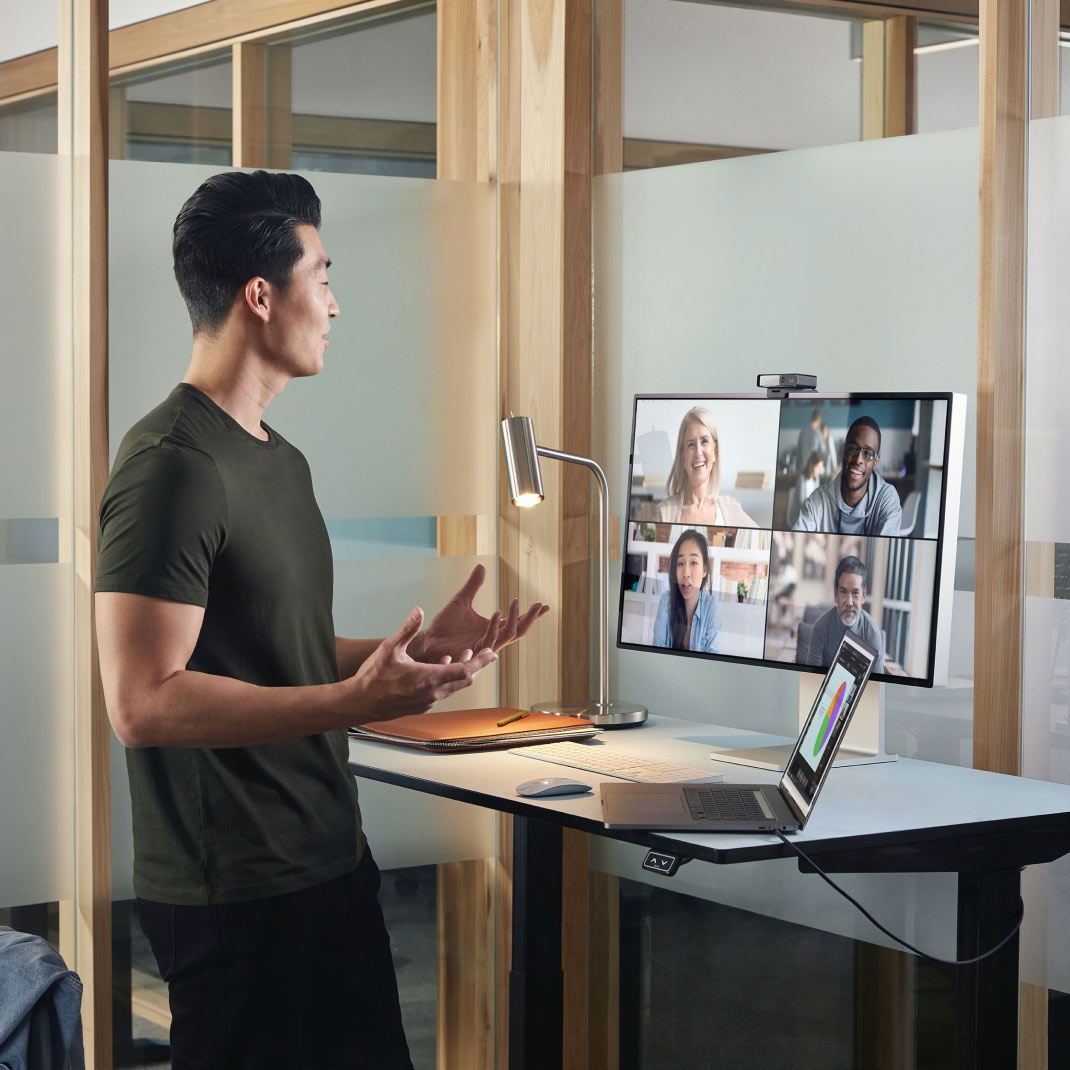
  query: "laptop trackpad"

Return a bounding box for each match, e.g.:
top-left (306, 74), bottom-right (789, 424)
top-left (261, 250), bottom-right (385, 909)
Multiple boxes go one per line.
top-left (610, 789), bottom-right (691, 824)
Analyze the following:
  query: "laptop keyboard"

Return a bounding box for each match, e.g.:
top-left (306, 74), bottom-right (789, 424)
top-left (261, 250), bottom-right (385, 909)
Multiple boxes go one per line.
top-left (684, 785), bottom-right (769, 822)
top-left (512, 741), bottom-right (722, 783)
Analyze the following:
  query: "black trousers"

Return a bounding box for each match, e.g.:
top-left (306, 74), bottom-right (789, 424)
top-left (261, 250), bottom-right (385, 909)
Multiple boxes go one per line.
top-left (137, 851), bottom-right (413, 1070)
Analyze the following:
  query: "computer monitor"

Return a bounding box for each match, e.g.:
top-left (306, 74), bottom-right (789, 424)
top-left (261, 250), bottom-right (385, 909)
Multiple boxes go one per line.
top-left (618, 392), bottom-right (965, 761)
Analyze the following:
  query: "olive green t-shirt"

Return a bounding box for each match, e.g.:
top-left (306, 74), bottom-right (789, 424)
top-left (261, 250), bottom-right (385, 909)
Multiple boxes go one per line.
top-left (97, 384), bottom-right (364, 905)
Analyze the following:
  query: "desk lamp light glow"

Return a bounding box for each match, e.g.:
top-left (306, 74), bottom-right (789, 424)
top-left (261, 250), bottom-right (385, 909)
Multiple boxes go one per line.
top-left (501, 415), bottom-right (648, 728)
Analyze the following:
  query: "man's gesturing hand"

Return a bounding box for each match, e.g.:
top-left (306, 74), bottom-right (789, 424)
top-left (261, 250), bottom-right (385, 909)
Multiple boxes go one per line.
top-left (410, 564), bottom-right (549, 665)
top-left (346, 607), bottom-right (496, 722)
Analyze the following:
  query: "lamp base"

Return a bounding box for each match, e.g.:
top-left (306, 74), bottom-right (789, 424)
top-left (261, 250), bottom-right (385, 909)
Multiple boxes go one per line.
top-left (530, 699), bottom-right (648, 728)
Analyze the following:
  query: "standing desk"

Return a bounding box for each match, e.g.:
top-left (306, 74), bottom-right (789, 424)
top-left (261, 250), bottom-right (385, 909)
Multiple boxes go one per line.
top-left (349, 714), bottom-right (1070, 1069)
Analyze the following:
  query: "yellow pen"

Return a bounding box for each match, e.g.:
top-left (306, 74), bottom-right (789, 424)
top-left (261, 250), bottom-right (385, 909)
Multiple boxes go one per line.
top-left (496, 711), bottom-right (529, 728)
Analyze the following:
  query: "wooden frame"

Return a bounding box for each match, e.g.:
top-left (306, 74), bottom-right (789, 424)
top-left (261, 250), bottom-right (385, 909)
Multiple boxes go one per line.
top-left (861, 16), bottom-right (917, 140)
top-left (60, 1), bottom-right (112, 1067)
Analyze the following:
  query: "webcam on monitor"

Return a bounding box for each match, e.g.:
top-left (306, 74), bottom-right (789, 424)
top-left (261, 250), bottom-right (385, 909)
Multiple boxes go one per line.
top-left (756, 372), bottom-right (818, 394)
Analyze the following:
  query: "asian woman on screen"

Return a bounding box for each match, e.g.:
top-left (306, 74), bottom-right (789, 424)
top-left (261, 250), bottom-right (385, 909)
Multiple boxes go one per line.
top-left (653, 407), bottom-right (758, 526)
top-left (652, 528), bottom-right (722, 654)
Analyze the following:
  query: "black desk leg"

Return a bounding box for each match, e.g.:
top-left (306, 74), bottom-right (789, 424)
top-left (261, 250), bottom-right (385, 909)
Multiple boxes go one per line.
top-left (509, 815), bottom-right (564, 1070)
top-left (955, 868), bottom-right (1022, 1070)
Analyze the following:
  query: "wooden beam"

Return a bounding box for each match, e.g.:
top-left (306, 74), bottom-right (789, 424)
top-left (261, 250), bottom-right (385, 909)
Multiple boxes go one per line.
top-left (862, 17), bottom-right (917, 140)
top-left (589, 872), bottom-right (620, 1070)
top-left (265, 42), bottom-right (292, 168)
top-left (233, 41), bottom-right (267, 168)
top-left (1031, 0), bottom-right (1060, 118)
top-left (437, 0), bottom-right (496, 181)
top-left (975, 0), bottom-right (1026, 775)
top-left (1, 0), bottom-right (426, 103)
top-left (435, 6), bottom-right (501, 1068)
top-left (436, 859), bottom-right (495, 1069)
top-left (595, 0), bottom-right (622, 177)
top-left (108, 85), bottom-right (125, 159)
top-left (60, 1), bottom-right (112, 1067)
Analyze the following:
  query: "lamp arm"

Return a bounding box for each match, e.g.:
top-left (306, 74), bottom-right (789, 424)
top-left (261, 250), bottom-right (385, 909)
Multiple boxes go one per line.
top-left (535, 446), bottom-right (609, 706)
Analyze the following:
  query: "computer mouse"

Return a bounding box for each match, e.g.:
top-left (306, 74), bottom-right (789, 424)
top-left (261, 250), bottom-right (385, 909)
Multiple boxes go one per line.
top-left (515, 777), bottom-right (592, 798)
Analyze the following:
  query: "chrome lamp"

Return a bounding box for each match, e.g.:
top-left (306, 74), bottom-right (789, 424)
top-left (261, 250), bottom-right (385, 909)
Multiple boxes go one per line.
top-left (500, 415), bottom-right (647, 728)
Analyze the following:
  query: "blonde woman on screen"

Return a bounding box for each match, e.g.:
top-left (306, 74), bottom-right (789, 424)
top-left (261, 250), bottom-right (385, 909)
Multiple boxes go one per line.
top-left (653, 407), bottom-right (757, 526)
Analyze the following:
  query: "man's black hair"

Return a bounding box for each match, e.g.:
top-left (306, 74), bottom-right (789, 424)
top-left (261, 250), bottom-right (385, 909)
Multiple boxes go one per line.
top-left (834, 555), bottom-right (867, 591)
top-left (172, 170), bottom-right (322, 334)
top-left (846, 415), bottom-right (881, 452)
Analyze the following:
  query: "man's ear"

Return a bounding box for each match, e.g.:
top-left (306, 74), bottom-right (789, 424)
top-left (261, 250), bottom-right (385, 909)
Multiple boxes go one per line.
top-left (242, 276), bottom-right (272, 323)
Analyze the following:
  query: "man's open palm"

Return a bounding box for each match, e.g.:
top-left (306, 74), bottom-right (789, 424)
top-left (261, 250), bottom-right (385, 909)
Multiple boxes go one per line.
top-left (414, 564), bottom-right (549, 664)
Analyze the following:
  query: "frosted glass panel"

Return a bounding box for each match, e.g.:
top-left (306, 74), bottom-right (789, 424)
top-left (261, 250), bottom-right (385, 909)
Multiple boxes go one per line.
top-left (1024, 118), bottom-right (1070, 545)
top-left (0, 153), bottom-right (71, 516)
top-left (110, 162), bottom-right (496, 518)
top-left (1021, 116), bottom-right (1070, 991)
top-left (108, 161), bottom-right (497, 893)
top-left (595, 130), bottom-right (978, 754)
top-left (0, 567), bottom-right (75, 906)
top-left (0, 152), bottom-right (74, 908)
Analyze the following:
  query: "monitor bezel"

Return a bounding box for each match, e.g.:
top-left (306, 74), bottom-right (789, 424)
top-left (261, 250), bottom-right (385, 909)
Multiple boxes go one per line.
top-left (616, 390), bottom-right (958, 689)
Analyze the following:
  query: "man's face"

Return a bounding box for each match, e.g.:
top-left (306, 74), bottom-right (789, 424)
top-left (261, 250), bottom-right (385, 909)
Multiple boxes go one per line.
top-left (266, 224), bottom-right (339, 379)
top-left (841, 425), bottom-right (880, 496)
top-left (835, 570), bottom-right (866, 626)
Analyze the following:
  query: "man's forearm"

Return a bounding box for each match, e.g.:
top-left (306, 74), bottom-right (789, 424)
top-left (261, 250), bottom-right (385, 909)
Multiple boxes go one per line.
top-left (116, 670), bottom-right (378, 750)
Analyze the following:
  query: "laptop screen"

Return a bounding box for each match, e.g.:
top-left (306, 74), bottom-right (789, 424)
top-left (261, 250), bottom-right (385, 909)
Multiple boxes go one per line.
top-left (781, 632), bottom-right (878, 817)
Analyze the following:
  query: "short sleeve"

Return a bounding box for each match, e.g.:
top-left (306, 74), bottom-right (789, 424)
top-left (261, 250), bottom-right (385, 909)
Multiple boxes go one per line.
top-left (96, 444), bottom-right (227, 607)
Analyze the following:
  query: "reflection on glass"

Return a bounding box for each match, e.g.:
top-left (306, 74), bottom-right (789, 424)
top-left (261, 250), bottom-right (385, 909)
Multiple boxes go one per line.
top-left (0, 93), bottom-right (58, 154)
top-left (112, 53), bottom-right (232, 165)
top-left (277, 6), bottom-right (436, 177)
top-left (621, 0), bottom-right (862, 168)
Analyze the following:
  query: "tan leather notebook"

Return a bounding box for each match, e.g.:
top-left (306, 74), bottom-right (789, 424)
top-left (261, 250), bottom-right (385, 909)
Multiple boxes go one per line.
top-left (348, 708), bottom-right (600, 750)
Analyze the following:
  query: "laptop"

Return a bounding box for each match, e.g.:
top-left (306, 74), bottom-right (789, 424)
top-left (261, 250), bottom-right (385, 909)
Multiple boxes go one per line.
top-left (600, 631), bottom-right (879, 832)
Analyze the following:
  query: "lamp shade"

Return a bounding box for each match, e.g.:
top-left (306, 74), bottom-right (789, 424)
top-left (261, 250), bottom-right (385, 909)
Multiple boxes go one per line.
top-left (500, 416), bottom-right (544, 507)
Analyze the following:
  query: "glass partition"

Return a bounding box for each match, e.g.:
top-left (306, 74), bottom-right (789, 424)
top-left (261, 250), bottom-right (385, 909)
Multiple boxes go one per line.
top-left (273, 6), bottom-right (437, 178)
top-left (0, 92), bottom-right (58, 154)
top-left (112, 52), bottom-right (233, 164)
top-left (1022, 113), bottom-right (1070, 1026)
top-left (0, 152), bottom-right (74, 943)
top-left (622, 0), bottom-right (862, 168)
top-left (593, 126), bottom-right (979, 1064)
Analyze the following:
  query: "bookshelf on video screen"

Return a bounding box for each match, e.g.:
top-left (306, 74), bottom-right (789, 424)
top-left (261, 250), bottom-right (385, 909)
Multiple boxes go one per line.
top-left (618, 393), bottom-right (954, 686)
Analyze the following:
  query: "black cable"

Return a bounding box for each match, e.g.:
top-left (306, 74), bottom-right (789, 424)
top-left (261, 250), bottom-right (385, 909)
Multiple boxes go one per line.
top-left (774, 830), bottom-right (1024, 967)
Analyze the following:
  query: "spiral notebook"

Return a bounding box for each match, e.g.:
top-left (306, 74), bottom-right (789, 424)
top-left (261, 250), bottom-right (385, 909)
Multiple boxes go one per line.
top-left (349, 708), bottom-right (601, 751)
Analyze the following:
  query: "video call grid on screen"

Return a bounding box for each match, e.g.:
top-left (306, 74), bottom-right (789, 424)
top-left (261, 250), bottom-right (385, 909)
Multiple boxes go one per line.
top-left (617, 393), bottom-right (953, 687)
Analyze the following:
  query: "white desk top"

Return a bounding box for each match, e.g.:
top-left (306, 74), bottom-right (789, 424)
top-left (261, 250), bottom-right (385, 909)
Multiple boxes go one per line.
top-left (349, 714), bottom-right (1070, 867)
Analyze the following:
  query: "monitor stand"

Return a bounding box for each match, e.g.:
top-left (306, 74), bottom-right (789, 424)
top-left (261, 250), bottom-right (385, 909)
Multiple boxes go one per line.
top-left (710, 676), bottom-right (897, 772)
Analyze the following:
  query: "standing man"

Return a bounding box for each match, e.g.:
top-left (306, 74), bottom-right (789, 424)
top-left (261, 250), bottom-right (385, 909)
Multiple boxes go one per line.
top-left (793, 415), bottom-right (903, 536)
top-left (95, 171), bottom-right (547, 1070)
top-left (804, 556), bottom-right (886, 672)
top-left (795, 407), bottom-right (828, 473)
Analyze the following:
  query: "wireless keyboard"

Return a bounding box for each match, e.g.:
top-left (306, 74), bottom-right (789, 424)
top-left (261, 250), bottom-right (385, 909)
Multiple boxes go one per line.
top-left (510, 740), bottom-right (724, 784)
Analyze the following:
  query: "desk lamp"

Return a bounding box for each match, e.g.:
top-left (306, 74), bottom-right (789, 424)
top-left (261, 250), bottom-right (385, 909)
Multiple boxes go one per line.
top-left (500, 415), bottom-right (647, 728)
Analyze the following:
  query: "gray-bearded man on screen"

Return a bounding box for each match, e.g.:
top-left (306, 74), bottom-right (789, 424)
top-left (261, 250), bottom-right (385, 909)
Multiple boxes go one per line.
top-left (804, 556), bottom-right (886, 673)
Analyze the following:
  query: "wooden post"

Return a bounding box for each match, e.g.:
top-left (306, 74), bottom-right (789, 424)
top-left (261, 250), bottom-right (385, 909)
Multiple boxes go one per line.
top-left (862, 17), bottom-right (916, 141)
top-left (265, 43), bottom-right (292, 169)
top-left (975, 0), bottom-right (1026, 778)
top-left (60, 0), bottom-right (112, 1066)
top-left (232, 41), bottom-right (267, 168)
